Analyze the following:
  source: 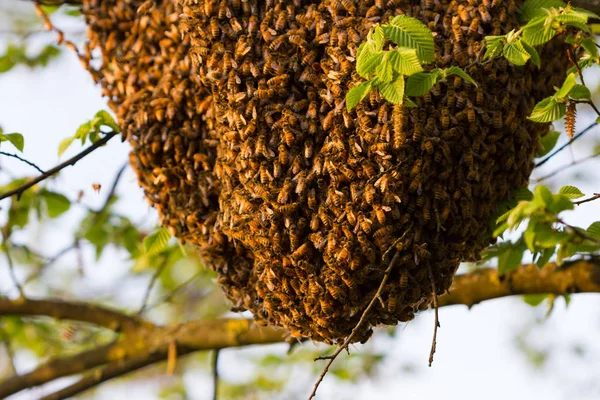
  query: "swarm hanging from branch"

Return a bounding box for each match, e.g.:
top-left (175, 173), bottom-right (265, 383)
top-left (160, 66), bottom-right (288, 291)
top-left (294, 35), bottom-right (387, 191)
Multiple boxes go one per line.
top-left (81, 0), bottom-right (571, 344)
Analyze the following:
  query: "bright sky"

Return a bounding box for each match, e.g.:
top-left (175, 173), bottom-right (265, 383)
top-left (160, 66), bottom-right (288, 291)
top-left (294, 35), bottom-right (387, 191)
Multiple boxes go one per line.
top-left (1, 2), bottom-right (600, 399)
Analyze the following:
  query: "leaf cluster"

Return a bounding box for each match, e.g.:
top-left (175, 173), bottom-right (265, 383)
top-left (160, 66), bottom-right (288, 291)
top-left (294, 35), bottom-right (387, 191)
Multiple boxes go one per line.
top-left (58, 110), bottom-right (120, 156)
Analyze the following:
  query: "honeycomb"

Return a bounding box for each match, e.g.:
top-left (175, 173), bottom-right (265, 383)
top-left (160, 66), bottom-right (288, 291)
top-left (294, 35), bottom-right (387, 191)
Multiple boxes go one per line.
top-left (82, 0), bottom-right (570, 343)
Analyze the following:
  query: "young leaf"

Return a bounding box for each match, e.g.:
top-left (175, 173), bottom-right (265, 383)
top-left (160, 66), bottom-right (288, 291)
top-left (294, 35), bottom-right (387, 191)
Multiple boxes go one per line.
top-left (377, 77), bottom-right (406, 105)
top-left (554, 73), bottom-right (577, 99)
top-left (523, 294), bottom-right (548, 306)
top-left (522, 17), bottom-right (557, 46)
top-left (40, 190), bottom-right (71, 218)
top-left (405, 71), bottom-right (441, 96)
top-left (503, 40), bottom-right (531, 66)
top-left (483, 35), bottom-right (505, 59)
top-left (444, 66), bottom-right (478, 87)
top-left (387, 48), bottom-right (423, 76)
top-left (95, 110), bottom-right (120, 133)
top-left (356, 42), bottom-right (382, 78)
top-left (498, 244), bottom-right (525, 274)
top-left (566, 58), bottom-right (595, 75)
top-left (519, 0), bottom-right (566, 22)
top-left (0, 133), bottom-right (24, 152)
top-left (568, 84), bottom-right (591, 100)
top-left (373, 25), bottom-right (385, 51)
top-left (346, 80), bottom-right (373, 112)
top-left (383, 15), bottom-right (435, 62)
top-left (144, 228), bottom-right (172, 255)
top-left (403, 96), bottom-right (418, 107)
top-left (376, 53), bottom-right (393, 82)
top-left (586, 222), bottom-right (600, 239)
top-left (558, 185), bottom-right (585, 199)
top-left (580, 38), bottom-right (600, 62)
top-left (536, 246), bottom-right (555, 268)
top-left (536, 130), bottom-right (560, 157)
top-left (58, 137), bottom-right (75, 157)
top-left (520, 40), bottom-right (541, 67)
top-left (529, 97), bottom-right (566, 122)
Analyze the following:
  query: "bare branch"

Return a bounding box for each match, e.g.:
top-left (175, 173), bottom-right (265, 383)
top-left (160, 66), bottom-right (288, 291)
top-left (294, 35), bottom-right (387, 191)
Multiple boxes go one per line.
top-left (0, 152), bottom-right (45, 174)
top-left (534, 153), bottom-right (600, 182)
top-left (0, 131), bottom-right (120, 201)
top-left (212, 349), bottom-right (220, 400)
top-left (535, 123), bottom-right (597, 169)
top-left (574, 193), bottom-right (600, 206)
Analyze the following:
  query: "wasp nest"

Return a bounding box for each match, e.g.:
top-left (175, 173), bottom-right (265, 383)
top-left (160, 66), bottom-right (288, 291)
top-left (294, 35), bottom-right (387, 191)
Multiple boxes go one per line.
top-left (83, 0), bottom-right (570, 343)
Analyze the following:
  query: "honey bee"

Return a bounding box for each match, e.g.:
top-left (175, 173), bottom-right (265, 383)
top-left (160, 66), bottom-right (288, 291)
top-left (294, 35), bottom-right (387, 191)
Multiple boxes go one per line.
top-left (478, 4), bottom-right (492, 22)
top-left (468, 17), bottom-right (481, 35)
top-left (412, 123), bottom-right (423, 142)
top-left (340, 273), bottom-right (357, 290)
top-left (453, 26), bottom-right (464, 43)
top-left (493, 111), bottom-right (503, 128)
top-left (210, 18), bottom-right (220, 38)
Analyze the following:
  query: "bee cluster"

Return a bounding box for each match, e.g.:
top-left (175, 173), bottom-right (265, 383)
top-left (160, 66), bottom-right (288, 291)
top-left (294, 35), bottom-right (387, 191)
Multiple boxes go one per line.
top-left (81, 0), bottom-right (257, 311)
top-left (82, 0), bottom-right (570, 343)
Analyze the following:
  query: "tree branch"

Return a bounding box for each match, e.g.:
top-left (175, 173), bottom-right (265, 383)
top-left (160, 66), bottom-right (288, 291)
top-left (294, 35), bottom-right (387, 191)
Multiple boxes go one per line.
top-left (2, 261), bottom-right (600, 399)
top-left (0, 297), bottom-right (146, 333)
top-left (0, 131), bottom-right (119, 201)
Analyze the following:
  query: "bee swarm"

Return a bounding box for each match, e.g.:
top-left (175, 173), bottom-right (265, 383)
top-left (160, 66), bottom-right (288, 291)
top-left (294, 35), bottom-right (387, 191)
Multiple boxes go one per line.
top-left (82, 0), bottom-right (570, 343)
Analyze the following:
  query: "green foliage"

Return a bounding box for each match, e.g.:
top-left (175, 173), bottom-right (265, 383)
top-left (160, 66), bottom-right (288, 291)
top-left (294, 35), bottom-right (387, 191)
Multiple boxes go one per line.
top-left (0, 43), bottom-right (61, 74)
top-left (143, 228), bottom-right (172, 256)
top-left (0, 129), bottom-right (25, 152)
top-left (347, 15), bottom-right (476, 110)
top-left (58, 110), bottom-right (120, 156)
top-left (536, 130), bottom-right (560, 157)
top-left (528, 73), bottom-right (585, 122)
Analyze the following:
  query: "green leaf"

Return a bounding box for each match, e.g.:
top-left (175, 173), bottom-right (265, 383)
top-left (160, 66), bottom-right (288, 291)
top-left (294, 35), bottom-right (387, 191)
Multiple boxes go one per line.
top-left (377, 77), bottom-right (405, 105)
top-left (40, 190), bottom-right (71, 218)
top-left (58, 137), bottom-right (75, 157)
top-left (94, 110), bottom-right (120, 133)
top-left (498, 243), bottom-right (525, 274)
top-left (403, 96), bottom-right (418, 107)
top-left (373, 25), bottom-right (385, 52)
top-left (523, 17), bottom-right (557, 46)
top-left (528, 97), bottom-right (566, 122)
top-left (515, 187), bottom-right (535, 201)
top-left (383, 15), bottom-right (435, 62)
top-left (75, 121), bottom-right (92, 144)
top-left (503, 40), bottom-right (531, 66)
top-left (376, 53), bottom-right (393, 82)
top-left (586, 222), bottom-right (600, 239)
top-left (0, 133), bottom-right (24, 152)
top-left (568, 84), bottom-right (591, 100)
top-left (554, 73), bottom-right (577, 99)
top-left (444, 66), bottom-right (478, 87)
top-left (387, 48), bottom-right (423, 76)
top-left (144, 228), bottom-right (172, 255)
top-left (536, 130), bottom-right (560, 157)
top-left (483, 35), bottom-right (505, 59)
top-left (572, 7), bottom-right (600, 20)
top-left (405, 71), bottom-right (441, 96)
top-left (356, 43), bottom-right (383, 78)
top-left (581, 38), bottom-right (600, 62)
top-left (558, 185), bottom-right (585, 199)
top-left (523, 294), bottom-right (548, 306)
top-left (536, 246), bottom-right (555, 268)
top-left (567, 58), bottom-right (595, 75)
top-left (519, 0), bottom-right (566, 22)
top-left (520, 40), bottom-right (541, 68)
top-left (346, 80), bottom-right (373, 112)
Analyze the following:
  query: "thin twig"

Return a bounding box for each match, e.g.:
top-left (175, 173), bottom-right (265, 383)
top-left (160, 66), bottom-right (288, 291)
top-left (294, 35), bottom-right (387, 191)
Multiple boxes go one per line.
top-left (567, 47), bottom-right (586, 87)
top-left (308, 250), bottom-right (401, 400)
top-left (2, 240), bottom-right (25, 298)
top-left (212, 349), bottom-right (220, 400)
top-left (428, 265), bottom-right (439, 367)
top-left (0, 331), bottom-right (17, 375)
top-left (573, 193), bottom-right (600, 206)
top-left (98, 162), bottom-right (128, 213)
top-left (535, 152), bottom-right (600, 182)
top-left (137, 257), bottom-right (169, 315)
top-left (144, 270), bottom-right (204, 311)
top-left (23, 242), bottom-right (78, 285)
top-left (535, 122), bottom-right (597, 168)
top-left (0, 152), bottom-right (45, 174)
top-left (0, 131), bottom-right (119, 201)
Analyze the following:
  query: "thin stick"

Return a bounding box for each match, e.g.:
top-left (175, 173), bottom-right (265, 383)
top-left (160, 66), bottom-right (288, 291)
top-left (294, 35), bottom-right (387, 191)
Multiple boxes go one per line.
top-left (308, 250), bottom-right (401, 400)
top-left (428, 265), bottom-right (439, 367)
top-left (573, 193), bottom-right (600, 206)
top-left (144, 270), bottom-right (204, 311)
top-left (0, 152), bottom-right (45, 174)
top-left (0, 131), bottom-right (119, 201)
top-left (567, 48), bottom-right (586, 87)
top-left (535, 153), bottom-right (600, 182)
top-left (3, 241), bottom-right (25, 298)
top-left (535, 122), bottom-right (597, 168)
top-left (137, 257), bottom-right (169, 315)
top-left (98, 162), bottom-right (128, 212)
top-left (212, 349), bottom-right (220, 400)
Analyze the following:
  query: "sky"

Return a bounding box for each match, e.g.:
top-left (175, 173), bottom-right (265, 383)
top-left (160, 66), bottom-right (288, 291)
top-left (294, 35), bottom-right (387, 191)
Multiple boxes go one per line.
top-left (1, 1), bottom-right (600, 399)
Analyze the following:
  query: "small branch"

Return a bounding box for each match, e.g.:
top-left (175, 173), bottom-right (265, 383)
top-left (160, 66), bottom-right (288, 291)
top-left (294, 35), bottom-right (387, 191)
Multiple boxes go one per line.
top-left (574, 193), bottom-right (600, 206)
top-left (535, 122), bottom-right (597, 168)
top-left (0, 131), bottom-right (119, 201)
top-left (23, 242), bottom-right (78, 285)
top-left (98, 162), bottom-right (128, 213)
top-left (535, 153), bottom-right (600, 182)
top-left (145, 270), bottom-right (204, 311)
top-left (573, 99), bottom-right (600, 117)
top-left (0, 152), bottom-right (45, 174)
top-left (567, 47), bottom-right (586, 87)
top-left (427, 265), bottom-right (439, 367)
top-left (0, 297), bottom-right (145, 333)
top-left (2, 241), bottom-right (25, 298)
top-left (309, 250), bottom-right (401, 400)
top-left (212, 350), bottom-right (220, 400)
top-left (138, 257), bottom-right (169, 315)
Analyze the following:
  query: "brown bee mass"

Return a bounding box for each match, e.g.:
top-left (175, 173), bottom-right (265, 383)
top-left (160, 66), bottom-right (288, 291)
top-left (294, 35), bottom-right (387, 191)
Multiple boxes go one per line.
top-left (82, 0), bottom-right (570, 343)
